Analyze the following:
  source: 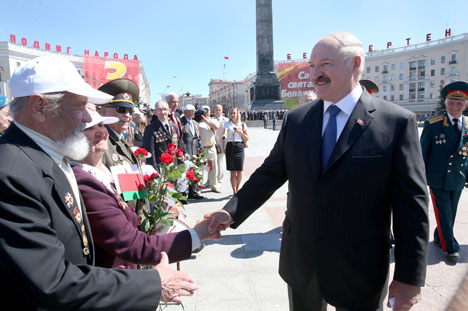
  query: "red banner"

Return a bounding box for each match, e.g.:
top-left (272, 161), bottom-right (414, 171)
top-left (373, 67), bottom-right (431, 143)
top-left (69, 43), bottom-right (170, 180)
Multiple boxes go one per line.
top-left (84, 56), bottom-right (140, 89)
top-left (277, 61), bottom-right (313, 98)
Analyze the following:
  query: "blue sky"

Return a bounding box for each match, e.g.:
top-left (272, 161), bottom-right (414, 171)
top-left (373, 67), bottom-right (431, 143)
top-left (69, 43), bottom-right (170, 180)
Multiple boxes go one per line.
top-left (2, 0), bottom-right (468, 105)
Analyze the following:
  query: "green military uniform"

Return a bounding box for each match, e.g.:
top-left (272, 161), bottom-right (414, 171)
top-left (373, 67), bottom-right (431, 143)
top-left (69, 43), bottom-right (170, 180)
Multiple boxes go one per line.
top-left (98, 79), bottom-right (139, 169)
top-left (420, 82), bottom-right (468, 255)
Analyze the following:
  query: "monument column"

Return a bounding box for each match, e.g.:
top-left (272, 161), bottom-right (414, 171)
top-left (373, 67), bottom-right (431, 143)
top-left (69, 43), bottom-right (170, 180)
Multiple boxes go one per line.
top-left (250, 0), bottom-right (284, 110)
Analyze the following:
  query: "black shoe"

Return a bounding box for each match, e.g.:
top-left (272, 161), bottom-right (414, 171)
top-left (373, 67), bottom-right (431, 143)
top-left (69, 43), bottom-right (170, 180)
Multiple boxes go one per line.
top-left (447, 252), bottom-right (460, 261)
top-left (188, 194), bottom-right (204, 200)
top-left (434, 239), bottom-right (441, 249)
top-left (180, 200), bottom-right (188, 205)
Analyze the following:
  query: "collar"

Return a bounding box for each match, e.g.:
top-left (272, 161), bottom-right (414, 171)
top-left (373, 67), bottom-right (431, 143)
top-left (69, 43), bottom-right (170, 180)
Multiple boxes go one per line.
top-left (447, 112), bottom-right (463, 126)
top-left (108, 127), bottom-right (122, 140)
top-left (14, 121), bottom-right (64, 166)
top-left (323, 85), bottom-right (363, 116)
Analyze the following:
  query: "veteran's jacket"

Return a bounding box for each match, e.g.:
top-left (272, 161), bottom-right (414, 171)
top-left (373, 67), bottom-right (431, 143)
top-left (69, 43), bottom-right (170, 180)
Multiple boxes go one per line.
top-left (143, 118), bottom-right (180, 169)
top-left (102, 125), bottom-right (138, 169)
top-left (420, 113), bottom-right (468, 191)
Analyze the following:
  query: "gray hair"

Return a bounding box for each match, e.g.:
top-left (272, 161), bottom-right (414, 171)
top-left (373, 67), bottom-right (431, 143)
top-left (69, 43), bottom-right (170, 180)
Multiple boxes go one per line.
top-left (328, 32), bottom-right (365, 79)
top-left (165, 92), bottom-right (178, 102)
top-left (9, 92), bottom-right (65, 119)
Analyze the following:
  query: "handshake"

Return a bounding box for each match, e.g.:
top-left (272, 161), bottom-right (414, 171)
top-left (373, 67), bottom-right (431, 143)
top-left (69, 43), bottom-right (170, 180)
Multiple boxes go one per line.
top-left (155, 209), bottom-right (233, 303)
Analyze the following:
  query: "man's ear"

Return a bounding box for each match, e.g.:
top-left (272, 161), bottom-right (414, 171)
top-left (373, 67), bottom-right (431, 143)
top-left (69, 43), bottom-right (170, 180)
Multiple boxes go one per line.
top-left (28, 95), bottom-right (47, 122)
top-left (353, 56), bottom-right (361, 70)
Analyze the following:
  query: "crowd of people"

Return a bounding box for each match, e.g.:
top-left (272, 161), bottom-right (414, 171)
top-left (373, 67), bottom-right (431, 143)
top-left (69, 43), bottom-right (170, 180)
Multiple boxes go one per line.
top-left (0, 30), bottom-right (467, 311)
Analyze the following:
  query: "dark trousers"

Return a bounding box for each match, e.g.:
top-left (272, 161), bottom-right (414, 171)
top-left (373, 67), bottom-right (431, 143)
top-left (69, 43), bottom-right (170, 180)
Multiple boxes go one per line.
top-left (430, 187), bottom-right (462, 253)
top-left (288, 272), bottom-right (388, 311)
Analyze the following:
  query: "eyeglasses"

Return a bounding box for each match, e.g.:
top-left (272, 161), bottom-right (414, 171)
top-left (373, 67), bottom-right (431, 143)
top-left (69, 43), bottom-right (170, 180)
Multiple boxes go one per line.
top-left (103, 105), bottom-right (133, 114)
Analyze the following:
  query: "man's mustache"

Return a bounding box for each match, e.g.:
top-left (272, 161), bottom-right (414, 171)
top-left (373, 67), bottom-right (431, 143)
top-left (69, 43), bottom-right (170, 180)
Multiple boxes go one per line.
top-left (313, 76), bottom-right (331, 85)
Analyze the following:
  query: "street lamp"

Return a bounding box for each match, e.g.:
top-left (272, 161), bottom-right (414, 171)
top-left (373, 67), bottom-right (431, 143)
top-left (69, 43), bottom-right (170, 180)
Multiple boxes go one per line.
top-left (172, 75), bottom-right (183, 95)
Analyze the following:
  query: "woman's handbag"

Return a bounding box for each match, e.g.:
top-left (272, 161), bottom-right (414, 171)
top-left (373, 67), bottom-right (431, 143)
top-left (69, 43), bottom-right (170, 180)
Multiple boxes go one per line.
top-left (241, 123), bottom-right (248, 148)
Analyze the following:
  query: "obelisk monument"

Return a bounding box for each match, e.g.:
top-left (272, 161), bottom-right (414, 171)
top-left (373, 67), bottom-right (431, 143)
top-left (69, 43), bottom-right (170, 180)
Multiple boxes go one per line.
top-left (249, 0), bottom-right (285, 110)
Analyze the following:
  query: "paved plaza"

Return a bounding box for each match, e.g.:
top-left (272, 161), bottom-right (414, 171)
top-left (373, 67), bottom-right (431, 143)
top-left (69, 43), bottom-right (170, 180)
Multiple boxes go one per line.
top-left (164, 126), bottom-right (468, 311)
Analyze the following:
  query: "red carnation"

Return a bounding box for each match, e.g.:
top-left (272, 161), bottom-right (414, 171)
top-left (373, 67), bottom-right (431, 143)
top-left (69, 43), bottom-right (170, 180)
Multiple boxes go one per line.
top-left (160, 152), bottom-right (174, 164)
top-left (150, 172), bottom-right (160, 179)
top-left (134, 148), bottom-right (148, 159)
top-left (193, 177), bottom-right (199, 184)
top-left (175, 147), bottom-right (185, 158)
top-left (186, 168), bottom-right (195, 180)
top-left (198, 149), bottom-right (202, 154)
top-left (143, 174), bottom-right (151, 183)
top-left (166, 143), bottom-right (176, 155)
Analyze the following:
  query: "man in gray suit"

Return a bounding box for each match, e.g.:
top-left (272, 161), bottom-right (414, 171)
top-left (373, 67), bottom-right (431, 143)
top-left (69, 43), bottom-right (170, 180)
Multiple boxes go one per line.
top-left (206, 32), bottom-right (429, 311)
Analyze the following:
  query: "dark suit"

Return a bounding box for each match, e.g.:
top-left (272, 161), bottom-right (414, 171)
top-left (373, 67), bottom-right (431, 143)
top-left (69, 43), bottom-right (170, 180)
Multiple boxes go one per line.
top-left (73, 165), bottom-right (192, 269)
top-left (420, 113), bottom-right (468, 253)
top-left (143, 118), bottom-right (179, 169)
top-left (102, 124), bottom-right (138, 168)
top-left (223, 91), bottom-right (429, 310)
top-left (0, 124), bottom-right (160, 311)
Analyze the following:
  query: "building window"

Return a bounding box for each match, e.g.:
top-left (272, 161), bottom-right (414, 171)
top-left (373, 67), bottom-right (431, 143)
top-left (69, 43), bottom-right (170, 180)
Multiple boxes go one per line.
top-left (450, 53), bottom-right (456, 64)
top-left (375, 76), bottom-right (379, 82)
top-left (383, 75), bottom-right (388, 82)
top-left (391, 64), bottom-right (395, 70)
top-left (431, 69), bottom-right (435, 76)
top-left (441, 56), bottom-right (446, 63)
top-left (430, 93), bottom-right (434, 99)
top-left (400, 63), bottom-right (404, 69)
top-left (410, 72), bottom-right (416, 79)
top-left (450, 67), bottom-right (456, 74)
top-left (431, 58), bottom-right (435, 65)
top-left (418, 82), bottom-right (425, 91)
top-left (409, 61), bottom-right (417, 70)
top-left (441, 68), bottom-right (445, 75)
top-left (391, 84), bottom-right (395, 91)
top-left (399, 73), bottom-right (404, 80)
top-left (383, 65), bottom-right (388, 73)
top-left (430, 81), bottom-right (435, 88)
top-left (399, 84), bottom-right (404, 90)
top-left (383, 95), bottom-right (387, 100)
top-left (383, 85), bottom-right (387, 92)
top-left (399, 94), bottom-right (404, 101)
top-left (367, 67), bottom-right (371, 73)
top-left (391, 74), bottom-right (395, 80)
top-left (375, 66), bottom-right (379, 72)
top-left (391, 95), bottom-right (395, 101)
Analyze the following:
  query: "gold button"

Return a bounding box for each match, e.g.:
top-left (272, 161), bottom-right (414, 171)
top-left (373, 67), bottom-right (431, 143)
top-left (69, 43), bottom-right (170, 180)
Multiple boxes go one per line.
top-left (462, 164), bottom-right (464, 167)
top-left (81, 225), bottom-right (85, 233)
top-left (83, 247), bottom-right (90, 256)
top-left (449, 163), bottom-right (452, 166)
top-left (448, 170), bottom-right (451, 173)
top-left (450, 155), bottom-right (454, 158)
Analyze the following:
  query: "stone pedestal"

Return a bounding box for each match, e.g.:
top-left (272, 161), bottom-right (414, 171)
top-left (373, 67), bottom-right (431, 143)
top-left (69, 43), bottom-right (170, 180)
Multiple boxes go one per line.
top-left (250, 0), bottom-right (284, 111)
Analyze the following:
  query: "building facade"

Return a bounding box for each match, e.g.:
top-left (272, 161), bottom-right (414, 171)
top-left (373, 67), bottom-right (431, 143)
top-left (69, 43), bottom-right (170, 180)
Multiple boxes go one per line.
top-left (362, 33), bottom-right (468, 118)
top-left (209, 73), bottom-right (255, 111)
top-left (0, 41), bottom-right (151, 105)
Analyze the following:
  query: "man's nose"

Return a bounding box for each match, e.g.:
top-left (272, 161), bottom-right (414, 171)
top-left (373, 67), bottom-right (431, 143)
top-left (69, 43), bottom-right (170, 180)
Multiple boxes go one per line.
top-left (83, 109), bottom-right (92, 123)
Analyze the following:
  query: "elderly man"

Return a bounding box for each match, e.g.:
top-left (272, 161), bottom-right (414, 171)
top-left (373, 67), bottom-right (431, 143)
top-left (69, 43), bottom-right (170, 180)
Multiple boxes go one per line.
top-left (206, 32), bottom-right (429, 311)
top-left (0, 96), bottom-right (12, 135)
top-left (166, 92), bottom-right (183, 140)
top-left (0, 56), bottom-right (198, 310)
top-left (144, 100), bottom-right (180, 169)
top-left (98, 78), bottom-right (139, 168)
top-left (213, 104), bottom-right (229, 186)
top-left (198, 105), bottom-right (221, 193)
top-left (420, 81), bottom-right (468, 262)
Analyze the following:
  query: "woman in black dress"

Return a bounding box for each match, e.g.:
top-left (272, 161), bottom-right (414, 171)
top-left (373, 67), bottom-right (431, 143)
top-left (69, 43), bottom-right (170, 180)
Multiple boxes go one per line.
top-left (223, 107), bottom-right (249, 194)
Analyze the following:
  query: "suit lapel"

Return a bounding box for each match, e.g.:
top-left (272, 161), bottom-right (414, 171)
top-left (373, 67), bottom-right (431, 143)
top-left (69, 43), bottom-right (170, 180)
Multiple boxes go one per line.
top-left (323, 92), bottom-right (375, 174)
top-left (442, 113), bottom-right (459, 145)
top-left (305, 100), bottom-right (324, 175)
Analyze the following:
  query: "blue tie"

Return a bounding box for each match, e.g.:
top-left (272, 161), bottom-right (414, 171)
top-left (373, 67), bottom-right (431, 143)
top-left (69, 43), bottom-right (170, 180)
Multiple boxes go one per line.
top-left (321, 105), bottom-right (341, 170)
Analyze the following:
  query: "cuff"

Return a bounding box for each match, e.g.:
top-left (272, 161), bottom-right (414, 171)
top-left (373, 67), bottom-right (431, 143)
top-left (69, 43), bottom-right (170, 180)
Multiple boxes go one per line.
top-left (188, 228), bottom-right (201, 251)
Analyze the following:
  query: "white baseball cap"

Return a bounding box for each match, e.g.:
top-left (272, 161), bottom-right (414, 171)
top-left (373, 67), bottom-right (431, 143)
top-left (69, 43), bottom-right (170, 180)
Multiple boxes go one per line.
top-left (85, 104), bottom-right (119, 129)
top-left (8, 56), bottom-right (113, 104)
top-left (184, 104), bottom-right (195, 111)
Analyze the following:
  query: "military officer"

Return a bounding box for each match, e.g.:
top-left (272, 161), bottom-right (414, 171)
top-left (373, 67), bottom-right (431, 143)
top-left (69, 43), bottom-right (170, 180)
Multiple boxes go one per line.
top-left (420, 81), bottom-right (468, 262)
top-left (98, 78), bottom-right (139, 168)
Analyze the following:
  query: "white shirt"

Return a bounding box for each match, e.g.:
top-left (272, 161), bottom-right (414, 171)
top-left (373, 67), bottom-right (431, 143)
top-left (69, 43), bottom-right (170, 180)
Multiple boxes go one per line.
top-left (322, 85), bottom-right (363, 141)
top-left (224, 120), bottom-right (246, 142)
top-left (447, 112), bottom-right (463, 130)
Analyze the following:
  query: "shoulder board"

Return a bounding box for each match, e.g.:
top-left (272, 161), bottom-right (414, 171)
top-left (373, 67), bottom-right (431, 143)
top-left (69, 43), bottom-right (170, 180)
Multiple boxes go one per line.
top-left (428, 115), bottom-right (444, 124)
top-left (463, 116), bottom-right (468, 129)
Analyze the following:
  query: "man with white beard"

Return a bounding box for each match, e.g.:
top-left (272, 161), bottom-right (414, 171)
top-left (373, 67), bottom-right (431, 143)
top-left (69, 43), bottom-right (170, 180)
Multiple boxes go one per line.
top-left (0, 56), bottom-right (199, 310)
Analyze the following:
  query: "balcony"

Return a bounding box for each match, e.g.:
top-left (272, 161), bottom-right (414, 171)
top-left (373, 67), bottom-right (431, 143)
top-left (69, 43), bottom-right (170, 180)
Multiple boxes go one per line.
top-left (409, 89), bottom-right (416, 92)
top-left (409, 66), bottom-right (417, 70)
top-left (449, 60), bottom-right (457, 64)
top-left (382, 70), bottom-right (388, 74)
top-left (418, 88), bottom-right (425, 92)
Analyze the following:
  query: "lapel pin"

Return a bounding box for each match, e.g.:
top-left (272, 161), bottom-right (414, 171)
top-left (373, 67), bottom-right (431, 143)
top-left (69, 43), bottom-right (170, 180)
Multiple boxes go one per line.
top-left (64, 193), bottom-right (73, 209)
top-left (357, 119), bottom-right (364, 126)
top-left (73, 208), bottom-right (82, 223)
